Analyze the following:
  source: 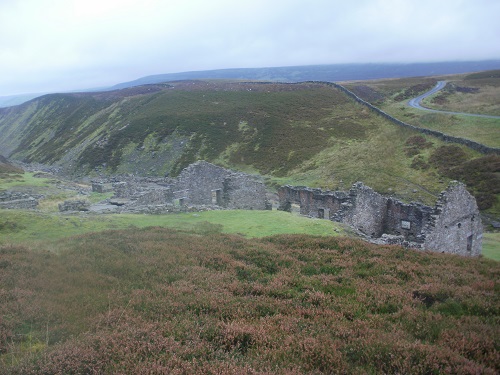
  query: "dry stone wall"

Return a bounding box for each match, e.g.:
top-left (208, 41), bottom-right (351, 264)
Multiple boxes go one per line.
top-left (58, 199), bottom-right (90, 212)
top-left (278, 181), bottom-right (482, 256)
top-left (91, 161), bottom-right (270, 211)
top-left (0, 191), bottom-right (39, 209)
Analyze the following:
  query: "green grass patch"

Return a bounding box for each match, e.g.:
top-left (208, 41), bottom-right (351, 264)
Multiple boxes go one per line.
top-left (0, 171), bottom-right (54, 190)
top-left (483, 232), bottom-right (500, 261)
top-left (0, 210), bottom-right (345, 247)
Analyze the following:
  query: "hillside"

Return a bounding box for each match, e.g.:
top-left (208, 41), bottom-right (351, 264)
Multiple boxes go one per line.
top-left (1, 74), bottom-right (499, 374)
top-left (2, 61), bottom-right (500, 109)
top-left (342, 72), bottom-right (500, 214)
top-left (1, 228), bottom-right (499, 374)
top-left (0, 80), bottom-right (490, 207)
top-left (0, 155), bottom-right (23, 174)
top-left (342, 71), bottom-right (500, 146)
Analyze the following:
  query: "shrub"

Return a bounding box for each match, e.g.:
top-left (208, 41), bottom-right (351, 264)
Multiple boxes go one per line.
top-left (1, 229), bottom-right (499, 373)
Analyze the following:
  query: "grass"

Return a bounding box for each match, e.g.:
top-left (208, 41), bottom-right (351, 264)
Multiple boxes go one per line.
top-left (0, 172), bottom-right (54, 190)
top-left (483, 232), bottom-right (500, 261)
top-left (343, 73), bottom-right (500, 148)
top-left (0, 209), bottom-right (346, 247)
top-left (1, 229), bottom-right (499, 373)
top-left (383, 104), bottom-right (500, 148)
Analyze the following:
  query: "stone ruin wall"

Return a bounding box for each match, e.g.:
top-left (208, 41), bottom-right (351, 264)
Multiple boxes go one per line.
top-left (278, 181), bottom-right (482, 256)
top-left (92, 161), bottom-right (269, 211)
top-left (0, 191), bottom-right (39, 209)
top-left (341, 183), bottom-right (433, 243)
top-left (423, 183), bottom-right (482, 256)
top-left (223, 174), bottom-right (270, 210)
top-left (175, 161), bottom-right (229, 206)
top-left (89, 160), bottom-right (481, 256)
top-left (58, 199), bottom-right (90, 212)
top-left (173, 161), bottom-right (269, 209)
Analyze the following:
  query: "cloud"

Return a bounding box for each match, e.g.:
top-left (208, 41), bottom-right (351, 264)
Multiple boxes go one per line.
top-left (0, 0), bottom-right (499, 96)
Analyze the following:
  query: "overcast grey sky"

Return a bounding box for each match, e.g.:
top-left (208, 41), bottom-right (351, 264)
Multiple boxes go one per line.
top-left (1, 0), bottom-right (499, 96)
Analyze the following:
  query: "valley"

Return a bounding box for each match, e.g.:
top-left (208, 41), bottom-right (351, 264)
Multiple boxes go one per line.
top-left (1, 71), bottom-right (499, 373)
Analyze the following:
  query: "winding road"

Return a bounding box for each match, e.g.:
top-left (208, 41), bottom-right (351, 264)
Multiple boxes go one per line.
top-left (407, 81), bottom-right (500, 119)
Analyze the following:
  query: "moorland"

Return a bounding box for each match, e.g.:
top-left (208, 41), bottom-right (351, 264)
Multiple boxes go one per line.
top-left (0, 69), bottom-right (499, 373)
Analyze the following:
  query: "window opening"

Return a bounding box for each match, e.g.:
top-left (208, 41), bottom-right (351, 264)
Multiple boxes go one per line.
top-left (467, 235), bottom-right (473, 252)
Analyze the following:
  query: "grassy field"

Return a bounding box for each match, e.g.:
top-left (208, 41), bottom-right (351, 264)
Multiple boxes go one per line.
top-left (0, 209), bottom-right (347, 247)
top-left (383, 103), bottom-right (500, 148)
top-left (483, 232), bottom-right (500, 261)
top-left (1, 228), bottom-right (498, 373)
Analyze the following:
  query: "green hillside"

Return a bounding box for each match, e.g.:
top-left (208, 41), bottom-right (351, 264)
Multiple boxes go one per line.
top-left (342, 72), bottom-right (500, 147)
top-left (0, 80), bottom-right (497, 209)
top-left (342, 73), bottom-right (500, 214)
top-left (1, 77), bottom-right (499, 374)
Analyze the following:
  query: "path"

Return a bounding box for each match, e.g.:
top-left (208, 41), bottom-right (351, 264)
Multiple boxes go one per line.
top-left (407, 81), bottom-right (500, 119)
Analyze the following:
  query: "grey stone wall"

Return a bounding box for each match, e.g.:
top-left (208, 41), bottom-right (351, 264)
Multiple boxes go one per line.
top-left (91, 182), bottom-right (113, 193)
top-left (342, 183), bottom-right (388, 237)
top-left (278, 181), bottom-right (482, 256)
top-left (174, 161), bottom-right (269, 209)
top-left (134, 189), bottom-right (173, 206)
top-left (90, 161), bottom-right (269, 211)
top-left (277, 186), bottom-right (348, 218)
top-left (0, 191), bottom-right (39, 209)
top-left (58, 200), bottom-right (90, 212)
top-left (423, 182), bottom-right (482, 256)
top-left (223, 173), bottom-right (270, 210)
top-left (175, 161), bottom-right (228, 206)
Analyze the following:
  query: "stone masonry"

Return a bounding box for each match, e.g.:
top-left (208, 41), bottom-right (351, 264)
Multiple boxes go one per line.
top-left (0, 191), bottom-right (39, 209)
top-left (58, 199), bottom-right (91, 212)
top-left (278, 181), bottom-right (482, 256)
top-left (174, 161), bottom-right (270, 209)
top-left (92, 161), bottom-right (270, 211)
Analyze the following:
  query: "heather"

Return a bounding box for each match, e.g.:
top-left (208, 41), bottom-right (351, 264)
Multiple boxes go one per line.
top-left (1, 228), bottom-right (498, 374)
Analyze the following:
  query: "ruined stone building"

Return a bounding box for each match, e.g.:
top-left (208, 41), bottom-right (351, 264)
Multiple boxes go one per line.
top-left (91, 161), bottom-right (482, 256)
top-left (173, 161), bottom-right (270, 209)
top-left (278, 181), bottom-right (482, 256)
top-left (92, 160), bottom-right (270, 212)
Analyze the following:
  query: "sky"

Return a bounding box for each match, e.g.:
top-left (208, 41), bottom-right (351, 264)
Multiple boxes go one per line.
top-left (1, 0), bottom-right (499, 96)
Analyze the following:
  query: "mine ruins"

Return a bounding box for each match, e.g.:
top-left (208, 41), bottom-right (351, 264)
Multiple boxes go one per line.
top-left (278, 181), bottom-right (482, 257)
top-left (1, 160), bottom-right (482, 256)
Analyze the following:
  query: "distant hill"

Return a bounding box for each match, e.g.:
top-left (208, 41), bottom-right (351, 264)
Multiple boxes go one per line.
top-left (111, 61), bottom-right (500, 90)
top-left (2, 60), bottom-right (500, 108)
top-left (0, 93), bottom-right (45, 108)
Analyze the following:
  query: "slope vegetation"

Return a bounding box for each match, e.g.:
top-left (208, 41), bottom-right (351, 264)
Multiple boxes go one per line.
top-left (1, 229), bottom-right (498, 374)
top-left (0, 79), bottom-right (496, 209)
top-left (343, 72), bottom-right (500, 214)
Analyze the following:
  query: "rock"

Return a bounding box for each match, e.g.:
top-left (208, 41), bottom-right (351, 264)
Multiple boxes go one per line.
top-left (58, 200), bottom-right (90, 212)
